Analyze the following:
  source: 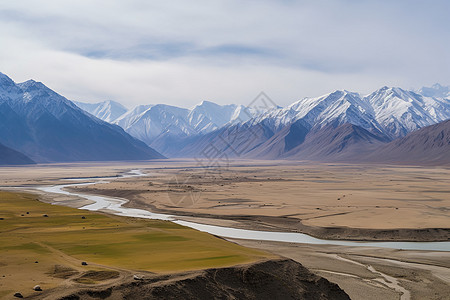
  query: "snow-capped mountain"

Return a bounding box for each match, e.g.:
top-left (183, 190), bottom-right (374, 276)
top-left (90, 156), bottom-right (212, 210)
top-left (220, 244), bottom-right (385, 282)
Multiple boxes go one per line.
top-left (249, 90), bottom-right (382, 134)
top-left (13, 69), bottom-right (450, 164)
top-left (0, 72), bottom-right (164, 162)
top-left (111, 100), bottom-right (261, 149)
top-left (146, 86), bottom-right (449, 160)
top-left (114, 104), bottom-right (194, 145)
top-left (71, 84), bottom-right (450, 158)
top-left (364, 87), bottom-right (450, 138)
top-left (417, 83), bottom-right (450, 99)
top-left (74, 100), bottom-right (128, 122)
top-left (244, 87), bottom-right (450, 140)
top-left (187, 101), bottom-right (255, 132)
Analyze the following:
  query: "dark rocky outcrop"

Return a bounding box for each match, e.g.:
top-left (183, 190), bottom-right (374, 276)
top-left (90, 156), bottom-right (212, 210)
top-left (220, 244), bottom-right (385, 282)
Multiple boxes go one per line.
top-left (56, 259), bottom-right (350, 300)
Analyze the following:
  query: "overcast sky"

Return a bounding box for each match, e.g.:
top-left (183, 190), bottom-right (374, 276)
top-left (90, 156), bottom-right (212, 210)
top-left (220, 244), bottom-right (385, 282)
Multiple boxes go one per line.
top-left (0, 0), bottom-right (449, 108)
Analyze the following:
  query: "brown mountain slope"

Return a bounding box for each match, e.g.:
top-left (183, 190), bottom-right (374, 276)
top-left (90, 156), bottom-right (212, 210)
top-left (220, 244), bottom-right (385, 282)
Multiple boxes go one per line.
top-left (245, 119), bottom-right (310, 159)
top-left (282, 122), bottom-right (388, 161)
top-left (365, 119), bottom-right (450, 165)
top-left (163, 121), bottom-right (275, 159)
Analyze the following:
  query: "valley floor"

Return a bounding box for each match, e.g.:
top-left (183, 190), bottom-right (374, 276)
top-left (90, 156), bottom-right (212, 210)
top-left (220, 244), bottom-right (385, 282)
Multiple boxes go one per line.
top-left (56, 160), bottom-right (450, 241)
top-left (232, 240), bottom-right (450, 300)
top-left (1, 159), bottom-right (449, 299)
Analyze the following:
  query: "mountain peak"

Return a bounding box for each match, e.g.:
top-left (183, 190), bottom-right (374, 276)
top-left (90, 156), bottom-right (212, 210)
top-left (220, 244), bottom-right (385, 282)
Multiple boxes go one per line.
top-left (329, 90), bottom-right (345, 96)
top-left (371, 86), bottom-right (408, 97)
top-left (343, 89), bottom-right (356, 94)
top-left (102, 99), bottom-right (127, 110)
top-left (74, 99), bottom-right (129, 123)
top-left (0, 72), bottom-right (16, 88)
top-left (431, 83), bottom-right (444, 89)
top-left (193, 100), bottom-right (221, 109)
top-left (18, 79), bottom-right (47, 90)
top-left (0, 72), bottom-right (164, 162)
top-left (326, 90), bottom-right (361, 100)
top-left (418, 83), bottom-right (450, 98)
top-left (376, 86), bottom-right (398, 92)
top-left (15, 79), bottom-right (65, 106)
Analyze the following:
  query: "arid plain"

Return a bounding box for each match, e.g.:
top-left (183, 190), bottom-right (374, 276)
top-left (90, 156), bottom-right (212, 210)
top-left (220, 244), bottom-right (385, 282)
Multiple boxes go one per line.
top-left (1, 160), bottom-right (449, 299)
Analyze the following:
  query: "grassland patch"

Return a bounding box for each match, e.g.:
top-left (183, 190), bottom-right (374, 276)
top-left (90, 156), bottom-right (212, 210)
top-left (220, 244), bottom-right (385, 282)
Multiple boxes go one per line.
top-left (0, 191), bottom-right (271, 299)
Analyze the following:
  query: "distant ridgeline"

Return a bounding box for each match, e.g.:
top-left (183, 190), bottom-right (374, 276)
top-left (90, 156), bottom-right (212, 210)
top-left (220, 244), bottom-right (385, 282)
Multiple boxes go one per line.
top-left (76, 83), bottom-right (450, 165)
top-left (1, 71), bottom-right (448, 165)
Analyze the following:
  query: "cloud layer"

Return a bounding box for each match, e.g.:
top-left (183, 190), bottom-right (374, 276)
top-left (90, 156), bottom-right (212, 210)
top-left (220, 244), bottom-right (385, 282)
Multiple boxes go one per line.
top-left (0, 0), bottom-right (449, 107)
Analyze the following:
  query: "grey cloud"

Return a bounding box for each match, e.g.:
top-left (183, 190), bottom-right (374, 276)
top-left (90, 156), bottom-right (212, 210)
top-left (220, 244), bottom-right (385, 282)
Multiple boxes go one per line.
top-left (0, 0), bottom-right (448, 107)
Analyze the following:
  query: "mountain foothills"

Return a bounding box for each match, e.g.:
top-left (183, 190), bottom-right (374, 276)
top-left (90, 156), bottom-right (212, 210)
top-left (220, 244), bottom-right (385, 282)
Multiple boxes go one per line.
top-left (0, 142), bottom-right (35, 165)
top-left (366, 119), bottom-right (450, 165)
top-left (0, 73), bottom-right (164, 163)
top-left (77, 83), bottom-right (450, 165)
top-left (0, 71), bottom-right (449, 165)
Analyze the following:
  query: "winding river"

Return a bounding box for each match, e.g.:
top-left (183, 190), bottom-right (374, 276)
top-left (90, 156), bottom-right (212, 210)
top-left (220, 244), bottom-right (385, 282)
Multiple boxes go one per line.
top-left (37, 169), bottom-right (450, 252)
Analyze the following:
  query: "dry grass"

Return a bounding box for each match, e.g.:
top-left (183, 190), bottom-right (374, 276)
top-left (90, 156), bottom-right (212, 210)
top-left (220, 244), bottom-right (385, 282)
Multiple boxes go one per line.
top-left (0, 191), bottom-right (270, 299)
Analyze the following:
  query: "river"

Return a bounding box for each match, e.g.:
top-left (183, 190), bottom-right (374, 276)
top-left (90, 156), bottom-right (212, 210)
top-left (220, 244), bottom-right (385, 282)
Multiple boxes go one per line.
top-left (36, 169), bottom-right (450, 252)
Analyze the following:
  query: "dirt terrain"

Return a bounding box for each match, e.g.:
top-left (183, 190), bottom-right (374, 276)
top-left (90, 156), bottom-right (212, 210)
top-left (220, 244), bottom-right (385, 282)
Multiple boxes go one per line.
top-left (53, 160), bottom-right (450, 241)
top-left (232, 240), bottom-right (450, 300)
top-left (1, 160), bottom-right (449, 299)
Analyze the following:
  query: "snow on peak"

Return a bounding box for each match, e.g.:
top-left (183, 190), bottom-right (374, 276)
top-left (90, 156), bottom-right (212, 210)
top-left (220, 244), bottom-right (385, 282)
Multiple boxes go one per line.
top-left (0, 72), bottom-right (16, 88)
top-left (74, 100), bottom-right (128, 123)
top-left (417, 83), bottom-right (450, 99)
top-left (109, 99), bottom-right (268, 146)
top-left (363, 86), bottom-right (450, 138)
top-left (17, 79), bottom-right (45, 89)
top-left (192, 100), bottom-right (221, 109)
top-left (258, 89), bottom-right (374, 132)
top-left (250, 86), bottom-right (450, 139)
top-left (68, 85), bottom-right (450, 148)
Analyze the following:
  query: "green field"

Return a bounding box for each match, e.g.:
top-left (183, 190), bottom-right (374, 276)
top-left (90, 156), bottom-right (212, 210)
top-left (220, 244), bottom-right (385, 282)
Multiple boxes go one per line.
top-left (0, 191), bottom-right (270, 298)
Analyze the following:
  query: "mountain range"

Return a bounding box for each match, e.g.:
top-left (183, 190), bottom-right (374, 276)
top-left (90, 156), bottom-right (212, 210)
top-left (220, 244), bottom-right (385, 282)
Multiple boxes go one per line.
top-left (75, 84), bottom-right (450, 165)
top-left (0, 70), bottom-right (448, 165)
top-left (78, 100), bottom-right (263, 150)
top-left (0, 73), bottom-right (164, 163)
